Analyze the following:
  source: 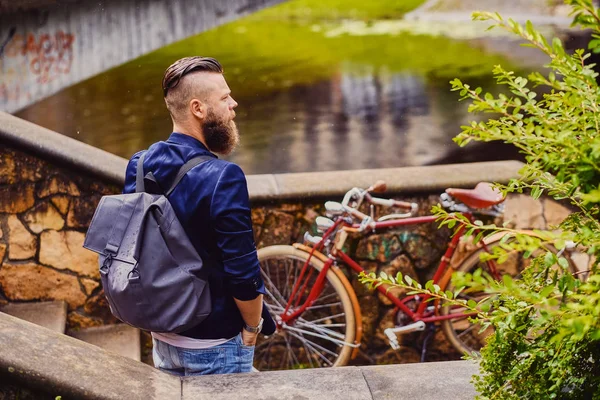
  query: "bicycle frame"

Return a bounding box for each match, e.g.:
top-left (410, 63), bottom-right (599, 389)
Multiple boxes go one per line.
top-left (279, 212), bottom-right (499, 326)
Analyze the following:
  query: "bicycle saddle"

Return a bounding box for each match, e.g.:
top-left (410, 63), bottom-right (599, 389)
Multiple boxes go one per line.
top-left (445, 182), bottom-right (505, 209)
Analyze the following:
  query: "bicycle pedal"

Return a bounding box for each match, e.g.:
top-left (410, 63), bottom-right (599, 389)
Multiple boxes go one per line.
top-left (384, 328), bottom-right (400, 350)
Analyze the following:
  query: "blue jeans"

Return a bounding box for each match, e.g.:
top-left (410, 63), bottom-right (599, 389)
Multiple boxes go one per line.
top-left (152, 334), bottom-right (255, 376)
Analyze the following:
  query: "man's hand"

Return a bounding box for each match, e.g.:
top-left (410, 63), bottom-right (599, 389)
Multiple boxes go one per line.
top-left (241, 327), bottom-right (259, 346)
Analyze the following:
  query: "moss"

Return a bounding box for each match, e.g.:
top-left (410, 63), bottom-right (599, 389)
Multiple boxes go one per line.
top-left (118, 18), bottom-right (514, 101)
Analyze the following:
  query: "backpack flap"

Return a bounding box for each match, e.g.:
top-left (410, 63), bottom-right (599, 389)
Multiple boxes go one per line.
top-left (83, 193), bottom-right (155, 264)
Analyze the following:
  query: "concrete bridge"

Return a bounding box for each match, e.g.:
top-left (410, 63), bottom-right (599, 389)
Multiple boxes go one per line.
top-left (0, 0), bottom-right (286, 113)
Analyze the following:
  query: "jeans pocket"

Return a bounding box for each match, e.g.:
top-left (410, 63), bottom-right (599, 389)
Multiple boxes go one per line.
top-left (180, 348), bottom-right (225, 376)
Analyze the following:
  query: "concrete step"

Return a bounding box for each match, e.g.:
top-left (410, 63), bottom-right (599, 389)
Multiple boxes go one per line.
top-left (68, 324), bottom-right (141, 362)
top-left (0, 301), bottom-right (67, 333)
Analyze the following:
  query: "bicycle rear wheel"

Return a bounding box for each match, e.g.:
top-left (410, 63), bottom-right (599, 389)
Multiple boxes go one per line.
top-left (441, 240), bottom-right (575, 354)
top-left (256, 245), bottom-right (356, 370)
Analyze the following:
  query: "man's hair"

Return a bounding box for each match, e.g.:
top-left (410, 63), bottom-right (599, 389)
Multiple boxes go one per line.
top-left (162, 56), bottom-right (223, 120)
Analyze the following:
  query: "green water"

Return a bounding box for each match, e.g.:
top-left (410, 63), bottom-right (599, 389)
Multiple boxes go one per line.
top-left (17, 1), bottom-right (535, 174)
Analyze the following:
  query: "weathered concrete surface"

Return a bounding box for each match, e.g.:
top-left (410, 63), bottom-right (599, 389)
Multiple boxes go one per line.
top-left (0, 311), bottom-right (480, 399)
top-left (0, 312), bottom-right (180, 400)
top-left (362, 361), bottom-right (479, 400)
top-left (183, 367), bottom-right (373, 400)
top-left (0, 0), bottom-right (287, 113)
top-left (68, 324), bottom-right (141, 361)
top-left (0, 300), bottom-right (67, 333)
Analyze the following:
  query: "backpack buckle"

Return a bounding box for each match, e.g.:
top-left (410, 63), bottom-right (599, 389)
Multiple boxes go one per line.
top-left (128, 267), bottom-right (140, 281)
top-left (100, 253), bottom-right (113, 275)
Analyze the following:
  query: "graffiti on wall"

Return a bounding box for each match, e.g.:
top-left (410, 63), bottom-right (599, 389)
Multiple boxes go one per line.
top-left (0, 29), bottom-right (76, 105)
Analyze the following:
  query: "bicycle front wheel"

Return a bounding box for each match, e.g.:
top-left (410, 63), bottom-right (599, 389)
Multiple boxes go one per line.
top-left (256, 245), bottom-right (356, 371)
top-left (441, 240), bottom-right (575, 355)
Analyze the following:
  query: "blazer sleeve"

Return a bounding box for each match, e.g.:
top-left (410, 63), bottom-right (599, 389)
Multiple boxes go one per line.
top-left (210, 163), bottom-right (265, 300)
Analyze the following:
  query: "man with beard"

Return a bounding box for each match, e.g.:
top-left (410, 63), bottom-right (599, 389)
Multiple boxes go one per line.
top-left (123, 56), bottom-right (274, 376)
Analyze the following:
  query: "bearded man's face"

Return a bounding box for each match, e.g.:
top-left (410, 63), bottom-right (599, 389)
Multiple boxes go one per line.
top-left (203, 106), bottom-right (240, 155)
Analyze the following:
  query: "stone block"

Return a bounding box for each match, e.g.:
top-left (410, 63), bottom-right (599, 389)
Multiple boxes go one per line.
top-left (0, 300), bottom-right (67, 333)
top-left (543, 198), bottom-right (571, 228)
top-left (39, 230), bottom-right (99, 278)
top-left (0, 263), bottom-right (86, 309)
top-left (66, 196), bottom-right (101, 228)
top-left (358, 294), bottom-right (380, 341)
top-left (356, 234), bottom-right (402, 262)
top-left (50, 195), bottom-right (71, 215)
top-left (183, 365), bottom-right (372, 400)
top-left (69, 324), bottom-right (141, 361)
top-left (37, 175), bottom-right (80, 198)
top-left (7, 215), bottom-right (37, 260)
top-left (374, 307), bottom-right (399, 347)
top-left (84, 291), bottom-right (119, 324)
top-left (504, 194), bottom-right (545, 229)
top-left (0, 150), bottom-right (43, 185)
top-left (377, 254), bottom-right (418, 305)
top-left (23, 202), bottom-right (65, 233)
top-left (257, 210), bottom-right (295, 247)
top-left (0, 183), bottom-right (35, 213)
top-left (401, 233), bottom-right (439, 270)
top-left (0, 243), bottom-right (5, 262)
top-left (81, 278), bottom-right (100, 295)
top-left (67, 312), bottom-right (103, 330)
top-left (360, 361), bottom-right (479, 400)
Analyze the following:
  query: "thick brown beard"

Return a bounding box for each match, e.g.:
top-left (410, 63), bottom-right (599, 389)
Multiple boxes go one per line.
top-left (203, 112), bottom-right (240, 155)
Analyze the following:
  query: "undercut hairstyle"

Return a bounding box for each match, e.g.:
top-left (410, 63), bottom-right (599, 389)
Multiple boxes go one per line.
top-left (162, 56), bottom-right (223, 120)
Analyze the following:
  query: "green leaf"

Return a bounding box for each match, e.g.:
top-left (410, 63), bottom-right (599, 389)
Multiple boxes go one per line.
top-left (558, 257), bottom-right (569, 270)
top-left (405, 275), bottom-right (413, 286)
top-left (544, 251), bottom-right (555, 267)
top-left (467, 299), bottom-right (477, 308)
top-left (540, 285), bottom-right (554, 298)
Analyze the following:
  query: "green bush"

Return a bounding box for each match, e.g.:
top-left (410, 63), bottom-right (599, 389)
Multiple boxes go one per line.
top-left (362, 1), bottom-right (600, 398)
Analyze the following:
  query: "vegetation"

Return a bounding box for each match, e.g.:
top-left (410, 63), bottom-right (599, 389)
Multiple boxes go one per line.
top-left (122, 17), bottom-right (516, 101)
top-left (362, 0), bottom-right (600, 398)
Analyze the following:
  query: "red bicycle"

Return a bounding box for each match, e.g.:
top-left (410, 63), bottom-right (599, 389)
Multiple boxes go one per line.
top-left (255, 182), bottom-right (574, 371)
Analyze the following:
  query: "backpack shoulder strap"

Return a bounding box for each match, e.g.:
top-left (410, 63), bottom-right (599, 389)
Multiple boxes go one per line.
top-left (165, 155), bottom-right (214, 196)
top-left (135, 152), bottom-right (147, 193)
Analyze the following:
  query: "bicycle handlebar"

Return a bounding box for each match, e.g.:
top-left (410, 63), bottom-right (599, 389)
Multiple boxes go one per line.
top-left (340, 184), bottom-right (419, 215)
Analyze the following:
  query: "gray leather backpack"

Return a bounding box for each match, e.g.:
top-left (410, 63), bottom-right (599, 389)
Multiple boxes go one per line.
top-left (83, 152), bottom-right (212, 333)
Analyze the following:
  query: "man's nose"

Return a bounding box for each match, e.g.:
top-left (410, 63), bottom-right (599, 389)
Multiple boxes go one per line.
top-left (230, 99), bottom-right (238, 109)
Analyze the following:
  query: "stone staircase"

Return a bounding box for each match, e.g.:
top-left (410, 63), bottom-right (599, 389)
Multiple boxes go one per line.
top-left (0, 300), bottom-right (141, 362)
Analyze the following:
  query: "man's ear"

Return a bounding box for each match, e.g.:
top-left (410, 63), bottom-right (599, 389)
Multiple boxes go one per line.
top-left (189, 98), bottom-right (206, 121)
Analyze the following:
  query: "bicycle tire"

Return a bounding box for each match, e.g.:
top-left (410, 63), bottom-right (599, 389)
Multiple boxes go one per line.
top-left (256, 245), bottom-right (356, 370)
top-left (440, 239), bottom-right (575, 355)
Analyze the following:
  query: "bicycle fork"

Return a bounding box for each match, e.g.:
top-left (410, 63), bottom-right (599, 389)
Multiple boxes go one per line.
top-left (384, 321), bottom-right (426, 350)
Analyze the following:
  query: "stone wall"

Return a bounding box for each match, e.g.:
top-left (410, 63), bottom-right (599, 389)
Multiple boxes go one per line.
top-left (0, 141), bottom-right (579, 367)
top-left (0, 146), bottom-right (120, 330)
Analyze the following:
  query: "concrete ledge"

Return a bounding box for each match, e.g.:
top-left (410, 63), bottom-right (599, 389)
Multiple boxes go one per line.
top-left (0, 312), bottom-right (479, 400)
top-left (0, 312), bottom-right (180, 400)
top-left (250, 160), bottom-right (523, 201)
top-left (1, 112), bottom-right (523, 200)
top-left (0, 111), bottom-right (128, 186)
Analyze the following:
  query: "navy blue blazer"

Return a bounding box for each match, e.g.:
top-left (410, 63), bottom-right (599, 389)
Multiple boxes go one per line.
top-left (124, 132), bottom-right (275, 339)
